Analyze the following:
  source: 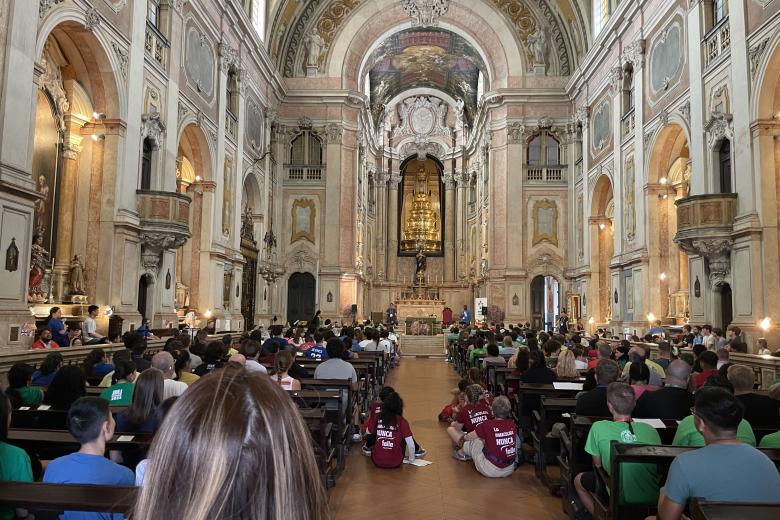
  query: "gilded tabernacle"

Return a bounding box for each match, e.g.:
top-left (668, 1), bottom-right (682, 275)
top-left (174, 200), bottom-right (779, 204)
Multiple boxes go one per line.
top-left (400, 160), bottom-right (442, 253)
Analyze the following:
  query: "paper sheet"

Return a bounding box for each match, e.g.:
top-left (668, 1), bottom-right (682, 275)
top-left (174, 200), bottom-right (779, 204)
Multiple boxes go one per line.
top-left (403, 459), bottom-right (433, 467)
top-left (117, 435), bottom-right (135, 442)
top-left (632, 418), bottom-right (667, 429)
top-left (553, 382), bottom-right (583, 391)
top-left (37, 405), bottom-right (51, 410)
top-left (19, 407), bottom-right (30, 410)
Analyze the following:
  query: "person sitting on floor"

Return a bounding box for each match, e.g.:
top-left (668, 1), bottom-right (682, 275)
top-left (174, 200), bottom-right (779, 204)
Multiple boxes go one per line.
top-left (99, 358), bottom-right (137, 407)
top-left (634, 360), bottom-right (692, 420)
top-left (576, 359), bottom-right (620, 418)
top-left (363, 391), bottom-right (416, 468)
top-left (6, 363), bottom-right (44, 408)
top-left (0, 389), bottom-right (34, 520)
top-left (273, 350), bottom-right (301, 391)
top-left (446, 384), bottom-right (494, 448)
top-left (438, 380), bottom-right (468, 424)
top-left (43, 397), bottom-right (134, 519)
top-left (657, 387), bottom-right (780, 520)
top-left (574, 382), bottom-right (663, 515)
top-left (452, 395), bottom-right (517, 478)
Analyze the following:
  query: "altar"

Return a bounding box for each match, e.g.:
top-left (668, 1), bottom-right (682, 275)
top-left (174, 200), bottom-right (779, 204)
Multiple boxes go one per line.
top-left (396, 298), bottom-right (445, 336)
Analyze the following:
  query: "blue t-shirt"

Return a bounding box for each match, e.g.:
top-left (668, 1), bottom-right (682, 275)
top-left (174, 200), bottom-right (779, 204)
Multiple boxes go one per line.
top-left (305, 344), bottom-right (329, 361)
top-left (91, 363), bottom-right (115, 379)
top-left (32, 370), bottom-right (57, 387)
top-left (49, 318), bottom-right (70, 348)
top-left (43, 452), bottom-right (134, 520)
top-left (663, 443), bottom-right (780, 506)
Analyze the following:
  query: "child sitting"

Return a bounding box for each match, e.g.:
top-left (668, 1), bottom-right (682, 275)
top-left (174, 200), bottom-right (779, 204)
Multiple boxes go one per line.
top-left (363, 391), bottom-right (416, 468)
top-left (364, 387), bottom-right (426, 457)
top-left (446, 384), bottom-right (494, 453)
top-left (438, 379), bottom-right (468, 423)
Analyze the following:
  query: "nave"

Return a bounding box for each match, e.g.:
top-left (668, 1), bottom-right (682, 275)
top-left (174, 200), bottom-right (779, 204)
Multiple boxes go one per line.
top-left (330, 358), bottom-right (565, 520)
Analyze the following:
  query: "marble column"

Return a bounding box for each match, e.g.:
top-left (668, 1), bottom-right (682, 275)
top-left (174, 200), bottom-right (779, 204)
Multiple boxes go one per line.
top-left (53, 125), bottom-right (84, 300)
top-left (386, 172), bottom-right (401, 281)
top-left (375, 170), bottom-right (389, 280)
top-left (456, 169), bottom-right (469, 280)
top-left (444, 173), bottom-right (456, 281)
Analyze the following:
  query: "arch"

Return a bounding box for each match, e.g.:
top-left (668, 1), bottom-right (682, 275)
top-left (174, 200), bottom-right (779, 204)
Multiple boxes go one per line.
top-left (646, 122), bottom-right (691, 183)
top-left (752, 36), bottom-right (780, 119)
top-left (530, 274), bottom-right (561, 332)
top-left (241, 171), bottom-right (263, 214)
top-left (590, 174), bottom-right (614, 217)
top-left (287, 272), bottom-right (317, 324)
top-left (177, 123), bottom-right (214, 181)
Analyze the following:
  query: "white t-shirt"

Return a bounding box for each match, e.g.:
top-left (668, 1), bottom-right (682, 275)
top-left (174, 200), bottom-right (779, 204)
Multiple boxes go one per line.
top-left (245, 359), bottom-right (268, 374)
top-left (378, 339), bottom-right (394, 355)
top-left (275, 374), bottom-right (296, 390)
top-left (359, 339), bottom-right (374, 351)
top-left (163, 378), bottom-right (188, 400)
top-left (83, 317), bottom-right (98, 338)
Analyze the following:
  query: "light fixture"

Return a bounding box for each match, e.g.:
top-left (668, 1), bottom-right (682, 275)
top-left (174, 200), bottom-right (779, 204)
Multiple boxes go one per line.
top-left (104, 305), bottom-right (113, 317)
top-left (204, 309), bottom-right (212, 318)
top-left (659, 177), bottom-right (668, 185)
top-left (599, 223), bottom-right (606, 230)
top-left (759, 317), bottom-right (771, 331)
top-left (662, 194), bottom-right (668, 199)
top-left (194, 175), bottom-right (202, 182)
top-left (92, 112), bottom-right (106, 120)
top-left (91, 133), bottom-right (105, 142)
top-left (588, 317), bottom-right (595, 325)
top-left (647, 312), bottom-right (656, 323)
top-left (659, 272), bottom-right (667, 281)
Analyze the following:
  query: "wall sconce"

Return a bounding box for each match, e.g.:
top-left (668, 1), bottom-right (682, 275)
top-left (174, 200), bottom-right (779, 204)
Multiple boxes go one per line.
top-left (91, 133), bottom-right (105, 142)
top-left (204, 309), bottom-right (212, 319)
top-left (647, 312), bottom-right (656, 323)
top-left (599, 223), bottom-right (606, 230)
top-left (659, 177), bottom-right (668, 185)
top-left (659, 272), bottom-right (667, 281)
top-left (759, 317), bottom-right (771, 332)
top-left (92, 112), bottom-right (106, 121)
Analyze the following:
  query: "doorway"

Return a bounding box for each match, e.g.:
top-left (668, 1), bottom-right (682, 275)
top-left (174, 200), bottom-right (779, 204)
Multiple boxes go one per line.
top-left (530, 275), bottom-right (560, 332)
top-left (718, 283), bottom-right (733, 331)
top-left (287, 272), bottom-right (316, 324)
top-left (137, 274), bottom-right (152, 321)
top-left (241, 255), bottom-right (258, 331)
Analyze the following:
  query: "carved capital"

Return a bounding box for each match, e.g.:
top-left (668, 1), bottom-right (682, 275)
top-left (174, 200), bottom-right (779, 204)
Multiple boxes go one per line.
top-left (622, 39), bottom-right (645, 69)
top-left (574, 106), bottom-right (590, 125)
top-left (324, 123), bottom-right (343, 144)
top-left (608, 66), bottom-right (623, 94)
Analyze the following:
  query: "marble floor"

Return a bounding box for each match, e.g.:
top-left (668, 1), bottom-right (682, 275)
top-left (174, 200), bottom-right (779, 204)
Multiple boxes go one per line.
top-left (329, 357), bottom-right (568, 519)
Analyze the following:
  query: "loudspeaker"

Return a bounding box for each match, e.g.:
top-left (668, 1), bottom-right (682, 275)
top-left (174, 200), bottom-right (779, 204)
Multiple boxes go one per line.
top-left (351, 304), bottom-right (358, 315)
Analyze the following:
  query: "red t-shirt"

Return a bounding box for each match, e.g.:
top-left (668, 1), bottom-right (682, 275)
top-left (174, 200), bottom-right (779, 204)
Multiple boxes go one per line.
top-left (693, 368), bottom-right (718, 389)
top-left (587, 358), bottom-right (600, 370)
top-left (371, 416), bottom-right (413, 468)
top-left (456, 402), bottom-right (494, 432)
top-left (475, 418), bottom-right (517, 468)
top-left (362, 400), bottom-right (383, 433)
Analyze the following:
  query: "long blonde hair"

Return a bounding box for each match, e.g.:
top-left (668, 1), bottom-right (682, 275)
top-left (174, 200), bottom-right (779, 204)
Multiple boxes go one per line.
top-left (132, 367), bottom-right (328, 520)
top-left (556, 348), bottom-right (578, 379)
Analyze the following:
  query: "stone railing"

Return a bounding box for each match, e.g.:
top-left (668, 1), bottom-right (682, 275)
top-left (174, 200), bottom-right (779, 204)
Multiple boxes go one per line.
top-left (703, 17), bottom-right (730, 69)
top-left (144, 22), bottom-right (169, 69)
top-left (137, 190), bottom-right (192, 232)
top-left (524, 165), bottom-right (566, 183)
top-left (284, 164), bottom-right (325, 183)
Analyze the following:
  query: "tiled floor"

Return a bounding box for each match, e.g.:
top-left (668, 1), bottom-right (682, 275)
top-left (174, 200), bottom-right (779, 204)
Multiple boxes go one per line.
top-left (329, 357), bottom-right (568, 519)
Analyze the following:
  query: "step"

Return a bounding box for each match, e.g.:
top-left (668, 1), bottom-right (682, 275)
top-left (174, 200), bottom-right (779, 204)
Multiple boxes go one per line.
top-left (399, 335), bottom-right (447, 358)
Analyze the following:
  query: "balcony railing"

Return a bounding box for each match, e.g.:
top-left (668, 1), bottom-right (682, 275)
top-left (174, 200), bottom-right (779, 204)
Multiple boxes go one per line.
top-left (525, 165), bottom-right (566, 183)
top-left (225, 111), bottom-right (238, 141)
top-left (621, 110), bottom-right (635, 139)
top-left (137, 190), bottom-right (192, 236)
top-left (703, 17), bottom-right (730, 69)
top-left (284, 164), bottom-right (325, 183)
top-left (144, 22), bottom-right (170, 69)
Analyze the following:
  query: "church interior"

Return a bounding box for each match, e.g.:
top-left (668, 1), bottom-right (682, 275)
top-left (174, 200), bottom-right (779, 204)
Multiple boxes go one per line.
top-left (1, 0), bottom-right (780, 518)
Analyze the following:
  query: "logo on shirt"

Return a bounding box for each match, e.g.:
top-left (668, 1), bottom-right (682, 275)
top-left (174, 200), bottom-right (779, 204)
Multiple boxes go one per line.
top-left (110, 389), bottom-right (123, 401)
top-left (620, 429), bottom-right (638, 443)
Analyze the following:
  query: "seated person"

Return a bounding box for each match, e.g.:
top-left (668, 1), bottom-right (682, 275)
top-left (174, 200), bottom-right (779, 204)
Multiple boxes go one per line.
top-left (31, 328), bottom-right (57, 349)
top-left (151, 351), bottom-right (188, 399)
top-left (727, 364), bottom-right (780, 427)
top-left (124, 332), bottom-right (151, 372)
top-left (673, 378), bottom-right (756, 446)
top-left (44, 365), bottom-right (86, 410)
top-left (482, 343), bottom-right (507, 367)
top-left (658, 387), bottom-right (780, 520)
top-left (314, 339), bottom-right (360, 442)
top-left (99, 358), bottom-right (137, 407)
top-left (172, 348), bottom-right (201, 385)
top-left (555, 348), bottom-right (579, 380)
top-left (587, 341), bottom-right (612, 370)
top-left (32, 351), bottom-right (64, 386)
top-left (438, 380), bottom-right (468, 424)
top-left (304, 332), bottom-right (329, 360)
top-left (272, 350), bottom-right (301, 391)
top-left (43, 397), bottom-right (134, 519)
top-left (574, 383), bottom-right (662, 514)
top-left (6, 363), bottom-right (44, 408)
top-left (82, 348), bottom-right (114, 381)
top-left (194, 341), bottom-right (227, 376)
top-left (453, 396), bottom-right (517, 478)
top-left (621, 346), bottom-right (665, 387)
top-left (136, 318), bottom-right (157, 339)
top-left (468, 337), bottom-right (487, 367)
top-left (134, 396), bottom-right (178, 486)
top-left (654, 341), bottom-right (673, 370)
top-left (0, 389), bottom-right (34, 520)
top-left (446, 384), bottom-right (494, 448)
top-left (576, 359), bottom-right (620, 418)
top-left (692, 350), bottom-right (719, 390)
top-left (634, 360), bottom-right (692, 420)
top-left (114, 368), bottom-right (163, 434)
top-left (628, 361), bottom-right (658, 399)
top-left (363, 391), bottom-right (416, 468)
top-left (239, 340), bottom-right (267, 374)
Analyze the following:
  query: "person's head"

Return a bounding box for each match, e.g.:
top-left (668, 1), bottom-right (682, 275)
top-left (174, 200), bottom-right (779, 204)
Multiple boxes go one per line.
top-left (629, 360), bottom-right (650, 385)
top-left (716, 348), bottom-right (730, 364)
top-left (127, 368), bottom-right (164, 425)
top-left (529, 349), bottom-right (546, 370)
top-left (37, 328), bottom-right (52, 342)
top-left (113, 357), bottom-right (137, 384)
top-left (82, 348), bottom-right (106, 376)
top-left (240, 339), bottom-right (260, 360)
top-left (88, 305), bottom-right (99, 318)
top-left (39, 351), bottom-right (64, 375)
top-left (726, 364), bottom-right (755, 394)
top-left (378, 386), bottom-right (395, 402)
top-left (691, 386), bottom-right (744, 441)
top-left (665, 360), bottom-right (692, 387)
top-left (274, 350), bottom-right (294, 378)
top-left (134, 367), bottom-right (328, 520)
top-left (48, 306), bottom-right (62, 320)
top-left (486, 344), bottom-right (499, 357)
top-left (229, 354), bottom-right (246, 366)
top-left (205, 341), bottom-right (225, 362)
top-left (597, 341), bottom-right (612, 360)
top-left (595, 359), bottom-right (620, 386)
top-left (378, 391), bottom-right (404, 428)
top-left (45, 365), bottom-right (86, 410)
top-left (556, 349), bottom-right (578, 379)
top-left (515, 348), bottom-right (530, 372)
top-left (757, 338), bottom-right (769, 351)
top-left (270, 325), bottom-right (284, 337)
top-left (606, 382), bottom-right (636, 418)
top-left (8, 363), bottom-right (34, 389)
top-left (68, 397), bottom-right (114, 445)
top-left (712, 327), bottom-right (723, 339)
top-left (544, 339), bottom-right (562, 357)
top-left (699, 350), bottom-right (718, 370)
top-left (692, 344), bottom-right (706, 359)
top-left (702, 324), bottom-right (712, 335)
top-left (467, 367), bottom-right (484, 386)
top-left (726, 325), bottom-right (741, 340)
top-left (323, 337), bottom-right (343, 359)
top-left (491, 395), bottom-right (512, 419)
top-left (465, 384), bottom-right (484, 405)
top-left (683, 324), bottom-right (692, 333)
top-left (173, 348), bottom-right (192, 376)
top-left (692, 325), bottom-right (701, 335)
top-left (152, 351), bottom-right (177, 379)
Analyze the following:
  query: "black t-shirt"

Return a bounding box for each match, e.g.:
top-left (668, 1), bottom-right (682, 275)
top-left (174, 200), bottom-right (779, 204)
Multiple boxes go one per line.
top-left (519, 366), bottom-right (556, 417)
top-left (634, 386), bottom-right (693, 420)
top-left (737, 393), bottom-right (780, 426)
top-left (575, 386), bottom-right (610, 417)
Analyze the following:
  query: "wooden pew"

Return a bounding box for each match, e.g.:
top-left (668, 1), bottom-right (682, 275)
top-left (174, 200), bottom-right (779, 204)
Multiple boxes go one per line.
top-left (0, 481), bottom-right (137, 514)
top-left (691, 498), bottom-right (780, 520)
top-left (8, 429), bottom-right (151, 450)
top-left (531, 397), bottom-right (576, 490)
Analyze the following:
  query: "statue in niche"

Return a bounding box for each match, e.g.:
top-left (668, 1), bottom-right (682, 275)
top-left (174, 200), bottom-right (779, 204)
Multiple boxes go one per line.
top-left (415, 249), bottom-right (427, 282)
top-left (528, 27), bottom-right (548, 66)
top-left (68, 255), bottom-right (85, 295)
top-left (455, 98), bottom-right (465, 122)
top-left (304, 29), bottom-right (326, 69)
top-left (28, 234), bottom-right (50, 302)
top-left (34, 175), bottom-right (49, 236)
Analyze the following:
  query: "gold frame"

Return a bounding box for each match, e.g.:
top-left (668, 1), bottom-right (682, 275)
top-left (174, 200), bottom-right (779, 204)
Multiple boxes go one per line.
top-left (291, 198), bottom-right (317, 244)
top-left (532, 199), bottom-right (559, 246)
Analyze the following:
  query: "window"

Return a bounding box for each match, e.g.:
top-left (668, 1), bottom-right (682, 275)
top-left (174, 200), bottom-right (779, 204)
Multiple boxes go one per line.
top-left (250, 0), bottom-right (266, 42)
top-left (226, 69), bottom-right (239, 116)
top-left (713, 0), bottom-right (728, 25)
top-left (718, 139), bottom-right (731, 193)
top-left (527, 131), bottom-right (560, 166)
top-left (623, 66), bottom-right (634, 114)
top-left (593, 0), bottom-right (610, 36)
top-left (141, 138), bottom-right (154, 190)
top-left (147, 0), bottom-right (161, 28)
top-left (477, 70), bottom-right (485, 101)
top-left (290, 132), bottom-right (323, 165)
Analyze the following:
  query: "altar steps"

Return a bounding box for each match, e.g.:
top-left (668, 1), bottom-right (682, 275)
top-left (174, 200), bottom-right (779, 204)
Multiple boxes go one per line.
top-left (399, 335), bottom-right (447, 358)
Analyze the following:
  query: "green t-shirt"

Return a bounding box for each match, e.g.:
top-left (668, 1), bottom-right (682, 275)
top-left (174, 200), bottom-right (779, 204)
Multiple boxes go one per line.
top-left (759, 430), bottom-right (780, 449)
top-left (14, 386), bottom-right (43, 407)
top-left (0, 442), bottom-right (33, 520)
top-left (584, 420), bottom-right (663, 505)
top-left (100, 382), bottom-right (135, 407)
top-left (469, 348), bottom-right (486, 365)
top-left (673, 415), bottom-right (756, 447)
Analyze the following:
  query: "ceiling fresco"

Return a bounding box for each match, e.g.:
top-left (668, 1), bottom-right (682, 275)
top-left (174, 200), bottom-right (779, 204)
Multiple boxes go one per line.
top-left (366, 28), bottom-right (487, 124)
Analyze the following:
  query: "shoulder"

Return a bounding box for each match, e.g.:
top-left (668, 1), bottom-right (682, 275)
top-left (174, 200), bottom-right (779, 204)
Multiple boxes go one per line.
top-left (0, 442), bottom-right (30, 465)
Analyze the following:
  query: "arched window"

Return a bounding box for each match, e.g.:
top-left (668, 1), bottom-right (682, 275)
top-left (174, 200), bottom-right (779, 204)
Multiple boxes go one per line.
top-left (290, 131), bottom-right (323, 165)
top-left (140, 138), bottom-right (154, 190)
top-left (717, 139), bottom-right (731, 193)
top-left (527, 131), bottom-right (560, 166)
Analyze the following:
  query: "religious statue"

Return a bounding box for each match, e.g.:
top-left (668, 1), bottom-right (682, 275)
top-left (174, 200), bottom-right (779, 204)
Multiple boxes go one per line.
top-left (5, 238), bottom-right (19, 272)
top-left (241, 205), bottom-right (255, 242)
top-left (415, 248), bottom-right (427, 281)
top-left (69, 254), bottom-right (85, 295)
top-left (455, 98), bottom-right (465, 122)
top-left (527, 27), bottom-right (548, 66)
top-left (304, 29), bottom-right (326, 69)
top-left (28, 234), bottom-right (50, 302)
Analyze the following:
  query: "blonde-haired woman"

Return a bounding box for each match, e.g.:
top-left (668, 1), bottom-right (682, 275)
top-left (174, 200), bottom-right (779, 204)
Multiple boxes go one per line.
top-left (132, 367), bottom-right (328, 520)
top-left (273, 350), bottom-right (301, 391)
top-left (555, 348), bottom-right (579, 380)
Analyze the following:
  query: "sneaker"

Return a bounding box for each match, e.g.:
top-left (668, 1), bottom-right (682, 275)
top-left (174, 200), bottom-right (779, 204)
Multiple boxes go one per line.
top-left (362, 445), bottom-right (372, 457)
top-left (452, 450), bottom-right (471, 462)
top-left (351, 432), bottom-right (362, 443)
top-left (415, 447), bottom-right (427, 458)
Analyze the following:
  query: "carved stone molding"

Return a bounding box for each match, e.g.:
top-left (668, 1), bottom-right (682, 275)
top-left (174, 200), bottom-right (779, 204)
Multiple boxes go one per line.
top-left (39, 0), bottom-right (65, 19)
top-left (608, 66), bottom-right (623, 94)
top-left (39, 42), bottom-right (70, 131)
top-left (622, 39), bottom-right (645, 69)
top-left (84, 7), bottom-right (101, 31)
top-left (402, 0), bottom-right (449, 27)
top-left (704, 112), bottom-right (734, 149)
top-left (678, 101), bottom-right (691, 125)
top-left (749, 37), bottom-right (771, 81)
top-left (219, 41), bottom-right (241, 73)
top-left (392, 95), bottom-right (452, 140)
top-left (324, 123), bottom-right (343, 144)
top-left (140, 232), bottom-right (188, 279)
top-left (507, 122), bottom-right (526, 144)
top-left (574, 106), bottom-right (590, 125)
top-left (140, 113), bottom-right (166, 149)
top-left (110, 41), bottom-right (129, 77)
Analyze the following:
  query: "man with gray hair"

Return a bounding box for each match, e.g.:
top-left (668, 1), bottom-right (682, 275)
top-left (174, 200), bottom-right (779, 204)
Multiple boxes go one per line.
top-left (151, 351), bottom-right (188, 399)
top-left (621, 346), bottom-right (665, 386)
top-left (635, 360), bottom-right (692, 420)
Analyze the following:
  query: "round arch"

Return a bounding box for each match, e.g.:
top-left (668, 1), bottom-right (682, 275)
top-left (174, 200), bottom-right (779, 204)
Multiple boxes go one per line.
top-left (177, 123), bottom-right (214, 182)
top-left (752, 36), bottom-right (780, 119)
top-left (590, 174), bottom-right (614, 218)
